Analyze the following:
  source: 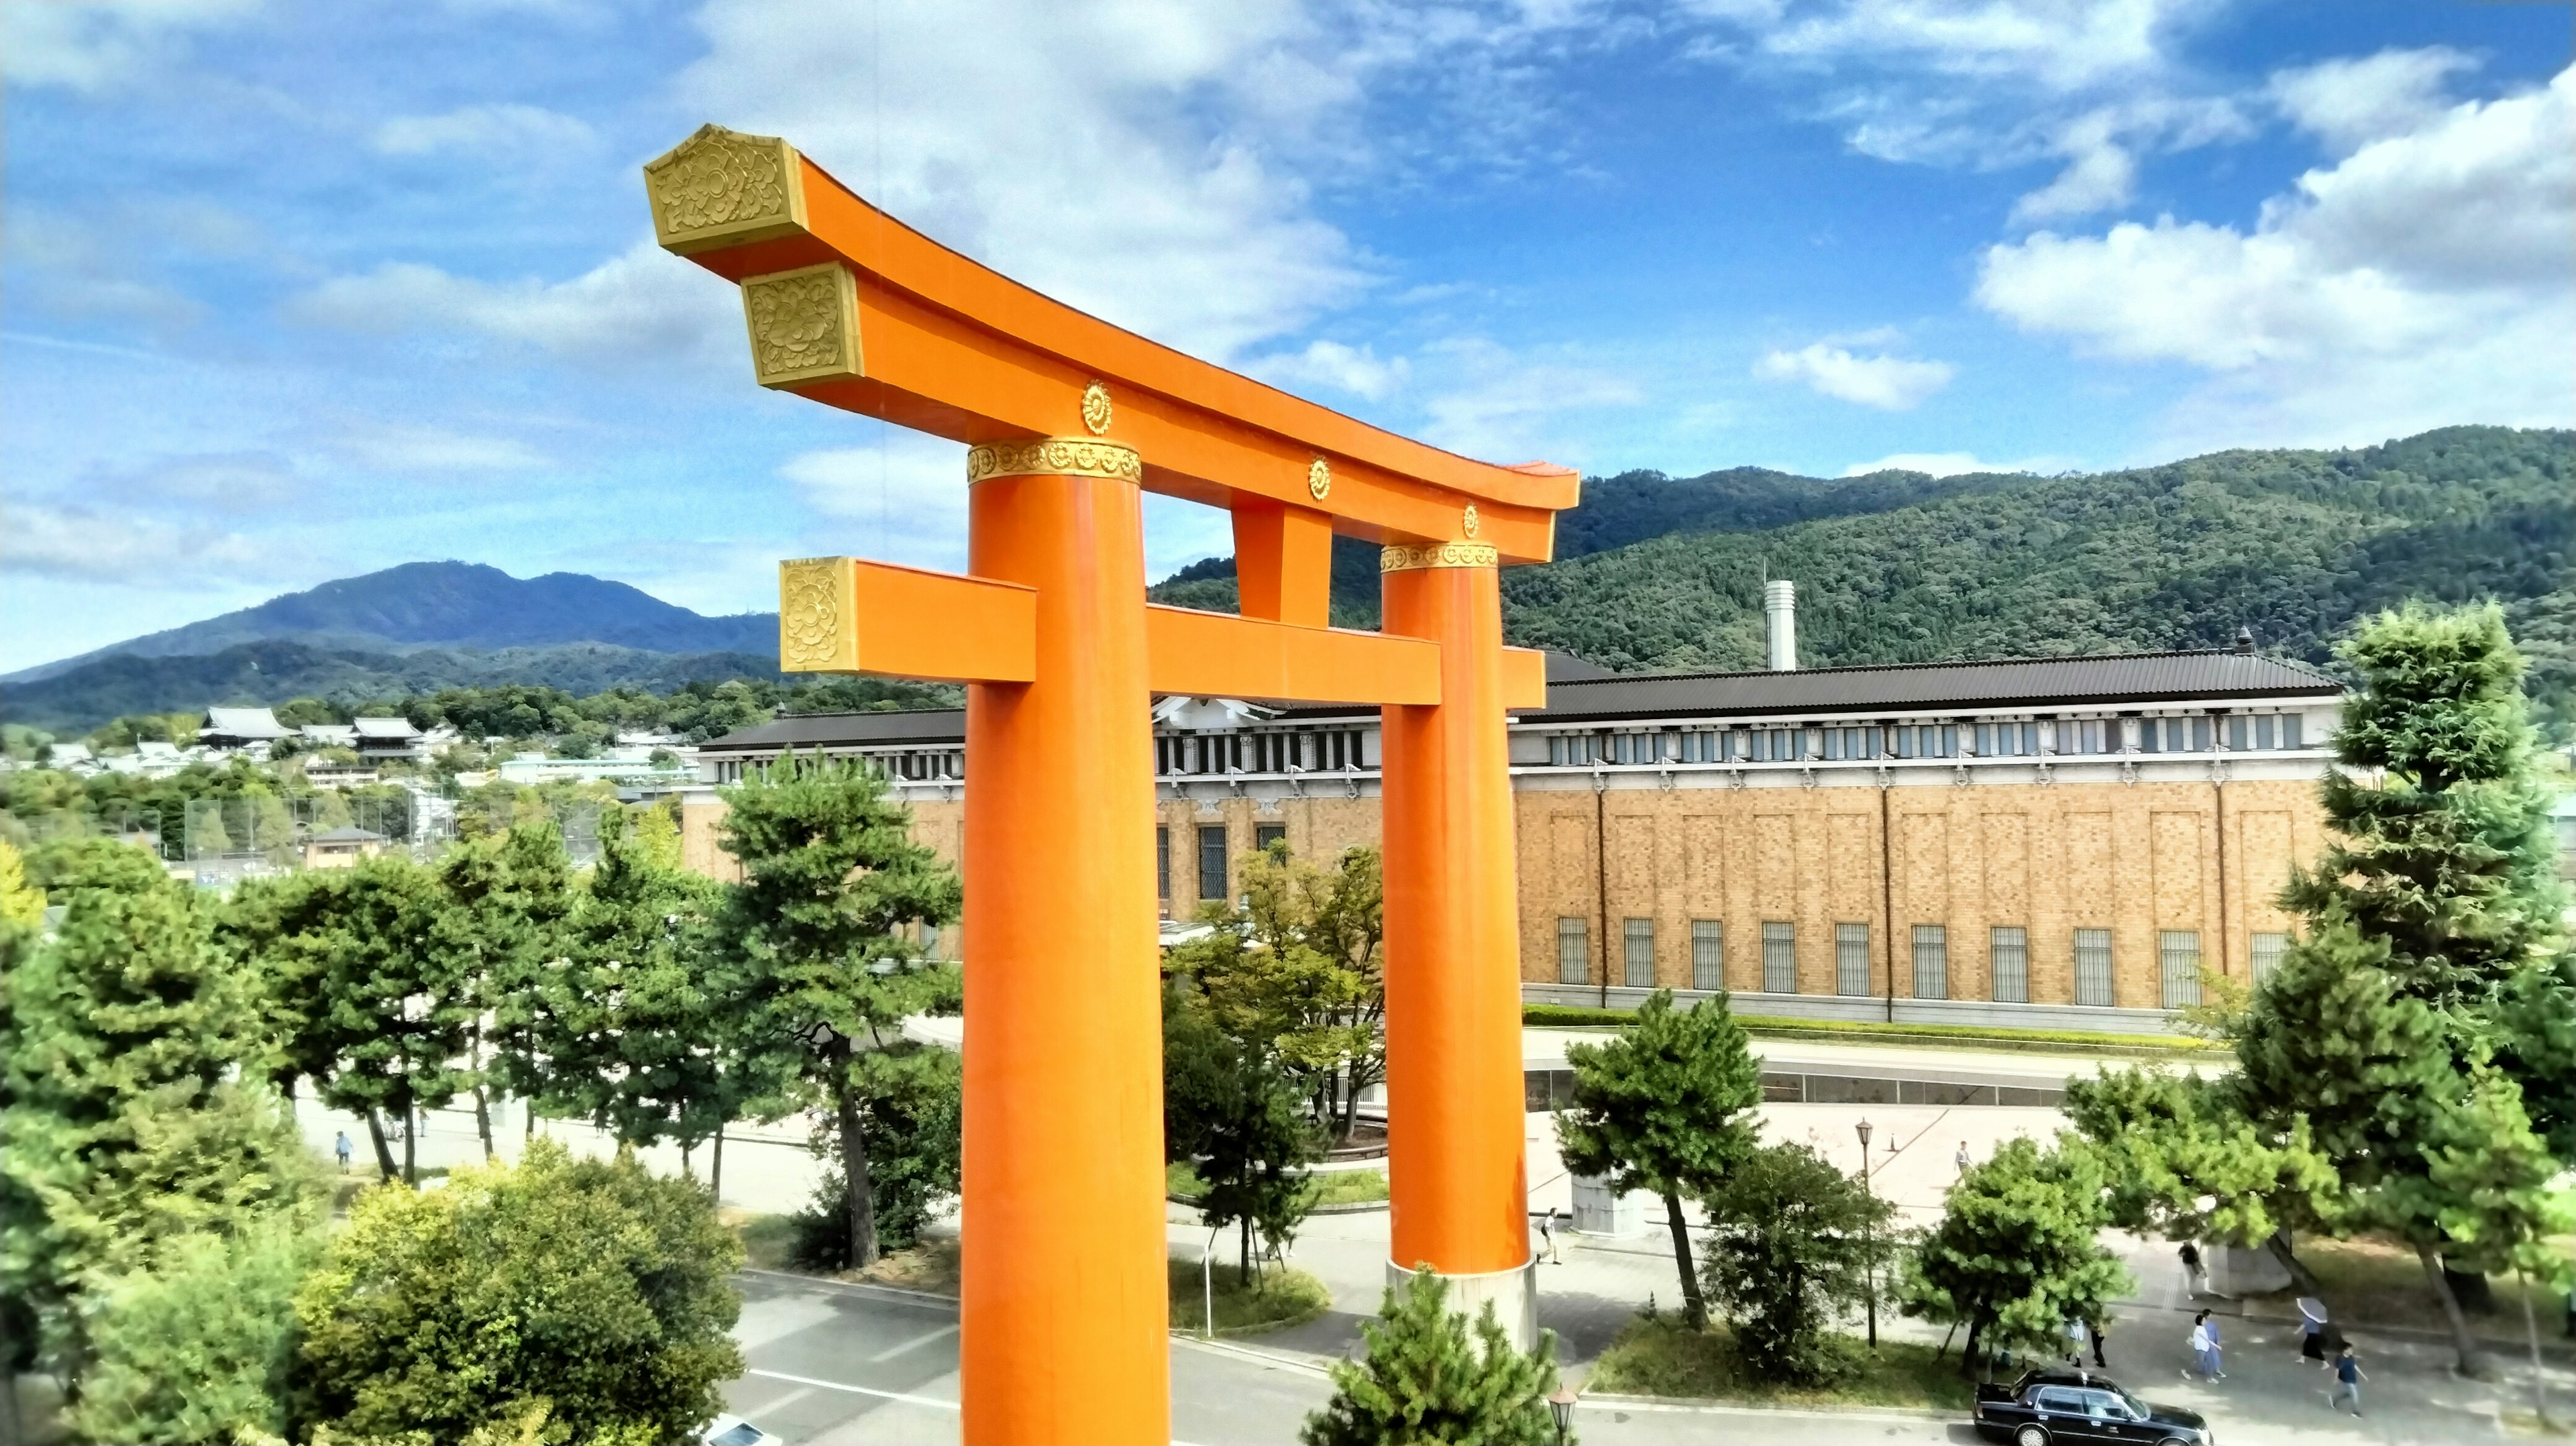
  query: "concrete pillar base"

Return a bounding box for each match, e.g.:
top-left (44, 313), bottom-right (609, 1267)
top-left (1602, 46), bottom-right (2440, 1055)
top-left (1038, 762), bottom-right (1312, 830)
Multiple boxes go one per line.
top-left (1386, 1256), bottom-right (1540, 1352)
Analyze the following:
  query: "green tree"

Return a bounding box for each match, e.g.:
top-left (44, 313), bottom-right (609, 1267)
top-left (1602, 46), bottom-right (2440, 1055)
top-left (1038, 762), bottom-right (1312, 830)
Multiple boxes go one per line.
top-left (437, 822), bottom-right (575, 1157)
top-left (1698, 1142), bottom-right (1898, 1384)
top-left (307, 856), bottom-right (472, 1182)
top-left (1299, 1271), bottom-right (1566, 1446)
top-left (718, 751), bottom-right (961, 1268)
top-left (792, 1044), bottom-right (964, 1266)
top-left (1897, 1137), bottom-right (2131, 1379)
top-left (1553, 989), bottom-right (1760, 1331)
top-left (215, 869), bottom-right (352, 1107)
top-left (1164, 981), bottom-right (1320, 1282)
top-left (0, 840), bottom-right (319, 1383)
top-left (2061, 1065), bottom-right (2343, 1292)
top-left (65, 1215), bottom-right (319, 1445)
top-left (2229, 604), bottom-right (2573, 1373)
top-left (2284, 602), bottom-right (2566, 1011)
top-left (290, 1139), bottom-right (743, 1442)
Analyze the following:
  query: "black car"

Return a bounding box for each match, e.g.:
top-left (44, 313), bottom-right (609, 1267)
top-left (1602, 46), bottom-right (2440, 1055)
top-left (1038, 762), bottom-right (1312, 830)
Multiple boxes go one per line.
top-left (1974, 1368), bottom-right (2212, 1445)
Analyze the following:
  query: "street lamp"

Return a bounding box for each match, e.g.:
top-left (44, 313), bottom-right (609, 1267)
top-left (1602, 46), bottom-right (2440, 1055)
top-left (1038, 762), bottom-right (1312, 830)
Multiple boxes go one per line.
top-left (1856, 1117), bottom-right (1878, 1349)
top-left (1548, 1386), bottom-right (1578, 1445)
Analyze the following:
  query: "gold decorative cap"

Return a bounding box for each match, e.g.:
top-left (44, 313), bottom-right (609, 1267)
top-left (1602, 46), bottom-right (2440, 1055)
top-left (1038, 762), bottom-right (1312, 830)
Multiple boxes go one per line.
top-left (778, 557), bottom-right (857, 672)
top-left (967, 437), bottom-right (1143, 484)
top-left (1381, 541), bottom-right (1499, 571)
top-left (644, 125), bottom-right (809, 255)
top-left (741, 263), bottom-right (861, 388)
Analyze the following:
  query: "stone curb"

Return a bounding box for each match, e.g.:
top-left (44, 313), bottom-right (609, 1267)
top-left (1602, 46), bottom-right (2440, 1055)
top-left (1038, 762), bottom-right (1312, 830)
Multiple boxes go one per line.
top-left (1572, 1391), bottom-right (1962, 1421)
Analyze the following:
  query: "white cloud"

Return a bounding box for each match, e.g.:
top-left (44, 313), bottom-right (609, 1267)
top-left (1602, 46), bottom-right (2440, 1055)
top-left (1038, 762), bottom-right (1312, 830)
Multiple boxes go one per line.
top-left (0, 0), bottom-right (264, 92)
top-left (675, 0), bottom-right (1364, 363)
top-left (86, 450), bottom-right (300, 513)
top-left (8, 209), bottom-right (207, 335)
top-left (372, 103), bottom-right (596, 158)
top-left (1841, 450), bottom-right (2066, 476)
top-left (1756, 0), bottom-right (2203, 92)
top-left (1413, 338), bottom-right (1644, 463)
top-left (2010, 107), bottom-right (2135, 221)
top-left (1756, 340), bottom-right (1955, 410)
top-left (779, 428), bottom-right (971, 572)
top-left (338, 424), bottom-right (547, 475)
top-left (1250, 339), bottom-right (1411, 401)
top-left (1977, 66), bottom-right (2575, 448)
top-left (286, 240), bottom-right (737, 367)
top-left (0, 500), bottom-right (281, 584)
top-left (2271, 46), bottom-right (2475, 156)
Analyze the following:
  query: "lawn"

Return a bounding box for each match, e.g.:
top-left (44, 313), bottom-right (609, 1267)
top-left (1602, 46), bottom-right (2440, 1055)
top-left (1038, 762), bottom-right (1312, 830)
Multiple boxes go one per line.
top-left (730, 1211), bottom-right (798, 1272)
top-left (1584, 1314), bottom-right (1976, 1411)
top-left (1168, 1161), bottom-right (1389, 1207)
top-left (724, 1211), bottom-right (962, 1295)
top-left (1167, 1259), bottom-right (1332, 1336)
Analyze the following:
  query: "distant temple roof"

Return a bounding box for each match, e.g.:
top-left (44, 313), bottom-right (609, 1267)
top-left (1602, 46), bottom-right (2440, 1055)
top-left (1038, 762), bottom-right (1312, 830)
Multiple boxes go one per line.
top-left (352, 717), bottom-right (423, 739)
top-left (203, 707), bottom-right (291, 740)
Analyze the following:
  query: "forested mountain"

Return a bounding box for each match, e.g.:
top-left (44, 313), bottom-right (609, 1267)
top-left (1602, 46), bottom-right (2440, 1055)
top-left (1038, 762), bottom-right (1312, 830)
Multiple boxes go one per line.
top-left (1499, 426), bottom-right (2573, 730)
top-left (6, 561), bottom-right (777, 683)
top-left (2, 640), bottom-right (788, 734)
top-left (1145, 426), bottom-right (2572, 732)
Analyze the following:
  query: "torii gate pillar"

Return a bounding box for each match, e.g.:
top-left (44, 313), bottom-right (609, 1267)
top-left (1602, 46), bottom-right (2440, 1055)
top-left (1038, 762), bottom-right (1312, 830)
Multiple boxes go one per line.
top-left (1379, 542), bottom-right (1536, 1339)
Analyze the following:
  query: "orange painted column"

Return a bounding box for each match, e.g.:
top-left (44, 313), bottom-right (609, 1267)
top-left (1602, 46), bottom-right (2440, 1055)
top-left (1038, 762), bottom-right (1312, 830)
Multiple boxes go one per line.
top-left (959, 437), bottom-right (1167, 1445)
top-left (1377, 540), bottom-right (1536, 1343)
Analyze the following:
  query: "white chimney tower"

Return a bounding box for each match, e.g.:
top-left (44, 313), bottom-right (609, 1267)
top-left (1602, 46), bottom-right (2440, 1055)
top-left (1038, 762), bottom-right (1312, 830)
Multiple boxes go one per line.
top-left (1764, 579), bottom-right (1798, 671)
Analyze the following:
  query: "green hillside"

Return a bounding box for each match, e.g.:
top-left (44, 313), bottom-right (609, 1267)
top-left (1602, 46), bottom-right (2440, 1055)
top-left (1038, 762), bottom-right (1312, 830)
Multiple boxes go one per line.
top-left (1500, 426), bottom-right (2573, 730)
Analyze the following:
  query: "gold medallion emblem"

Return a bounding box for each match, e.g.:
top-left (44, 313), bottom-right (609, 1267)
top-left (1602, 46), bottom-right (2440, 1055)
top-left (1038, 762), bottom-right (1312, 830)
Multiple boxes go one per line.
top-left (1081, 380), bottom-right (1112, 436)
top-left (1308, 455), bottom-right (1332, 501)
top-left (1462, 503), bottom-right (1479, 538)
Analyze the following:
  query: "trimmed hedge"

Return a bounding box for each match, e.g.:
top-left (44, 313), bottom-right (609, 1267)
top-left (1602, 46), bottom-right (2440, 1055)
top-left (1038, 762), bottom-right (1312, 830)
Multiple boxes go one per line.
top-left (1521, 1002), bottom-right (2212, 1055)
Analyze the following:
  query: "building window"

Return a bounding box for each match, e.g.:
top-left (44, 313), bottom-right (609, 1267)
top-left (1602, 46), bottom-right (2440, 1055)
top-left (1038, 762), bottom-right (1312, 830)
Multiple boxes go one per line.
top-left (2191, 717), bottom-right (2212, 752)
top-left (1624, 917), bottom-right (1656, 988)
top-left (1157, 827), bottom-right (1170, 901)
top-left (1692, 920), bottom-right (1723, 991)
top-left (1549, 734), bottom-right (1601, 767)
top-left (2251, 931), bottom-right (2290, 979)
top-left (1912, 925), bottom-right (1949, 1000)
top-left (2160, 930), bottom-right (2203, 1008)
top-left (1254, 823), bottom-right (1287, 853)
top-left (1557, 917), bottom-right (1590, 985)
top-left (1991, 926), bottom-right (2029, 1003)
top-left (1835, 922), bottom-right (1870, 997)
top-left (2282, 714), bottom-right (2302, 748)
top-left (1197, 825), bottom-right (1228, 901)
top-left (2074, 928), bottom-right (2114, 1007)
top-left (1762, 921), bottom-right (1796, 994)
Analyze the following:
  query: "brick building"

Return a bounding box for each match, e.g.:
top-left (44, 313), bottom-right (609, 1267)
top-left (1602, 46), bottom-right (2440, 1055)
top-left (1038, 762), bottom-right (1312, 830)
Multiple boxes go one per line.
top-left (684, 641), bottom-right (2341, 1035)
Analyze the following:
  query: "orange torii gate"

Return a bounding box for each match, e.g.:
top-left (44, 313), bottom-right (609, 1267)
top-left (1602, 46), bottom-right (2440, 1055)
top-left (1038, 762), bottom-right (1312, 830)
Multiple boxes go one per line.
top-left (645, 125), bottom-right (1578, 1445)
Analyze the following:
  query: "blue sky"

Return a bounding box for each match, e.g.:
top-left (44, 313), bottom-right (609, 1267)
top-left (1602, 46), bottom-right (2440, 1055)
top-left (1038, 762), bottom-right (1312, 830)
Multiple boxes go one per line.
top-left (3, 0), bottom-right (2569, 673)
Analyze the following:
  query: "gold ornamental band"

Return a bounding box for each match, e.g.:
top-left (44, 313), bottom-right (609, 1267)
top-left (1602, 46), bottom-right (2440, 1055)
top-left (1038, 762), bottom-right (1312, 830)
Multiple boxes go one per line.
top-left (966, 437), bottom-right (1143, 484)
top-left (1380, 542), bottom-right (1500, 572)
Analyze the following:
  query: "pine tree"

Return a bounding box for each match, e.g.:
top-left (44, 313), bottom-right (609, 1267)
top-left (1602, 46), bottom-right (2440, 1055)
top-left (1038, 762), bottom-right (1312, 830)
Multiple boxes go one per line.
top-left (2062, 1064), bottom-right (2343, 1291)
top-left (1554, 989), bottom-right (1760, 1331)
top-left (0, 840), bottom-right (317, 1380)
top-left (1699, 1142), bottom-right (1898, 1384)
top-left (717, 751), bottom-right (960, 1268)
top-left (1898, 1137), bottom-right (2131, 1379)
top-left (1164, 981), bottom-right (1320, 1283)
top-left (1299, 1271), bottom-right (1565, 1446)
top-left (309, 855), bottom-right (471, 1182)
top-left (437, 822), bottom-right (574, 1157)
top-left (2235, 604), bottom-right (2574, 1374)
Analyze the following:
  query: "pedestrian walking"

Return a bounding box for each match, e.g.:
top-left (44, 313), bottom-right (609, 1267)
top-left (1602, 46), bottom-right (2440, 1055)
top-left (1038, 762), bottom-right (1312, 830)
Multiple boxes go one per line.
top-left (2063, 1317), bottom-right (2090, 1367)
top-left (2296, 1298), bottom-right (2326, 1364)
top-left (2328, 1344), bottom-right (2365, 1416)
top-left (1955, 1141), bottom-right (1972, 1176)
top-left (2088, 1311), bottom-right (2109, 1368)
top-left (333, 1130), bottom-right (352, 1172)
top-left (2202, 1311), bottom-right (2225, 1379)
top-left (2178, 1241), bottom-right (2206, 1296)
top-left (2186, 1314), bottom-right (2214, 1380)
top-left (1534, 1208), bottom-right (1560, 1264)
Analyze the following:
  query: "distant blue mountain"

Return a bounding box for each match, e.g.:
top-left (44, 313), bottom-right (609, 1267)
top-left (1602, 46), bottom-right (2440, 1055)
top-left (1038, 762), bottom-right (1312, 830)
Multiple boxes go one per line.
top-left (7, 561), bottom-right (779, 683)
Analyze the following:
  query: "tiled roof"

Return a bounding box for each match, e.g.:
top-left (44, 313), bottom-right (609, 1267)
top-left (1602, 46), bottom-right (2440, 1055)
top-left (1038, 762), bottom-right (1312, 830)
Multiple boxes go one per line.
top-left (352, 717), bottom-right (421, 738)
top-left (203, 707), bottom-right (290, 738)
top-left (1523, 649), bottom-right (2341, 722)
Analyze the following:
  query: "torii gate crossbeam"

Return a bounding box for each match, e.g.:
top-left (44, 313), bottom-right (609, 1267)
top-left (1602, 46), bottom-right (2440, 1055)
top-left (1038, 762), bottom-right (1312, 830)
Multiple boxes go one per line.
top-left (645, 125), bottom-right (1576, 1445)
